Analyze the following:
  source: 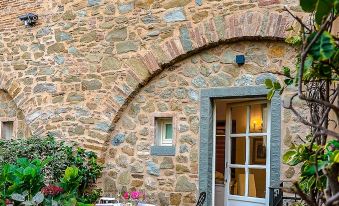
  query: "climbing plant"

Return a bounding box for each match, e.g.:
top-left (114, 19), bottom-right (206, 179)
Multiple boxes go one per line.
top-left (266, 0), bottom-right (339, 205)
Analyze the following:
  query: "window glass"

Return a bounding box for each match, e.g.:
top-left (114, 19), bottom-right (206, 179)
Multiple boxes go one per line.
top-left (229, 168), bottom-right (245, 196)
top-left (165, 124), bottom-right (173, 140)
top-left (250, 103), bottom-right (267, 133)
top-left (231, 106), bottom-right (247, 134)
top-left (1, 121), bottom-right (14, 140)
top-left (248, 169), bottom-right (266, 198)
top-left (156, 117), bottom-right (173, 146)
top-left (250, 136), bottom-right (267, 165)
top-left (230, 137), bottom-right (246, 165)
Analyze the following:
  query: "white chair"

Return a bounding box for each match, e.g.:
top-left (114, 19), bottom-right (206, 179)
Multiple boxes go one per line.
top-left (137, 203), bottom-right (156, 206)
top-left (96, 197), bottom-right (121, 206)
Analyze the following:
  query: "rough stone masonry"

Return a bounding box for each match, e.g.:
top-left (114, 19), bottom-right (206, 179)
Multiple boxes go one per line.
top-left (0, 0), bottom-right (308, 205)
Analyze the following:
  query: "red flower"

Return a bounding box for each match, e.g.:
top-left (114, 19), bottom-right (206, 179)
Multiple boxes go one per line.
top-left (123, 192), bottom-right (130, 200)
top-left (130, 191), bottom-right (141, 200)
top-left (41, 185), bottom-right (63, 197)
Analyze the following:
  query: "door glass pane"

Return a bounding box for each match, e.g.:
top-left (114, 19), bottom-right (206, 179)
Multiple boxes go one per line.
top-left (165, 124), bottom-right (173, 139)
top-left (250, 136), bottom-right (267, 165)
top-left (229, 168), bottom-right (245, 196)
top-left (231, 106), bottom-right (247, 134)
top-left (250, 103), bottom-right (267, 133)
top-left (248, 169), bottom-right (266, 198)
top-left (230, 137), bottom-right (246, 165)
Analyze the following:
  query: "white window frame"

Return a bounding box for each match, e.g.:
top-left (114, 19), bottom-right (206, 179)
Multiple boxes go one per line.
top-left (225, 100), bottom-right (271, 206)
top-left (0, 118), bottom-right (17, 140)
top-left (157, 118), bottom-right (173, 146)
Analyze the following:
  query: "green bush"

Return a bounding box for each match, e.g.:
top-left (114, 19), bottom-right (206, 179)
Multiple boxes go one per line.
top-left (0, 135), bottom-right (104, 205)
top-left (0, 135), bottom-right (69, 182)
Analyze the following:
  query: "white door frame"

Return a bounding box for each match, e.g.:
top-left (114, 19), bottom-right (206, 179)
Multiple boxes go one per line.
top-left (212, 100), bottom-right (271, 206)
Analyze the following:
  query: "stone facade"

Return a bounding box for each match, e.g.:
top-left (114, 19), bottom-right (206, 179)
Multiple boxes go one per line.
top-left (0, 90), bottom-right (31, 138)
top-left (101, 41), bottom-right (300, 205)
top-left (0, 0), bottom-right (310, 205)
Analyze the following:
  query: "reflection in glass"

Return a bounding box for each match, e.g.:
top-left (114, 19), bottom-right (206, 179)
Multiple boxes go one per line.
top-left (231, 137), bottom-right (246, 165)
top-left (250, 104), bottom-right (267, 133)
top-left (229, 168), bottom-right (245, 196)
top-left (250, 136), bottom-right (267, 165)
top-left (248, 169), bottom-right (266, 198)
top-left (231, 106), bottom-right (247, 134)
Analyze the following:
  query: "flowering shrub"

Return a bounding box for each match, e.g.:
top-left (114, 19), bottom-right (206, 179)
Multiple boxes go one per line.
top-left (123, 192), bottom-right (130, 200)
top-left (130, 191), bottom-right (141, 200)
top-left (122, 191), bottom-right (143, 203)
top-left (41, 185), bottom-right (63, 197)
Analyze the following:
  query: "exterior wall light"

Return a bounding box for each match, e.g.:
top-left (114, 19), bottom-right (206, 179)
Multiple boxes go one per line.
top-left (18, 13), bottom-right (38, 27)
top-left (236, 55), bottom-right (245, 65)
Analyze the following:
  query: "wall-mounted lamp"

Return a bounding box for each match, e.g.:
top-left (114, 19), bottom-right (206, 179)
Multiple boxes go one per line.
top-left (18, 13), bottom-right (38, 27)
top-left (235, 55), bottom-right (245, 65)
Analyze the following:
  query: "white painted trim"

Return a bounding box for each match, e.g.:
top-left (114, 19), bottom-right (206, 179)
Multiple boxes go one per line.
top-left (224, 101), bottom-right (270, 206)
top-left (212, 100), bottom-right (216, 206)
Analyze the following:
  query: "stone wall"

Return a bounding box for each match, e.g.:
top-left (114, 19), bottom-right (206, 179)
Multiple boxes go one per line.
top-left (0, 0), bottom-right (301, 153)
top-left (0, 90), bottom-right (31, 138)
top-left (0, 0), bottom-right (310, 205)
top-left (101, 41), bottom-right (300, 205)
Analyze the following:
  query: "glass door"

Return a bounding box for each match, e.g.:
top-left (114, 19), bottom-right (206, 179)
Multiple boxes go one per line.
top-left (225, 101), bottom-right (270, 206)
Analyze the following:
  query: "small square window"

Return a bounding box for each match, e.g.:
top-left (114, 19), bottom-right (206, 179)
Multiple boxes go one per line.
top-left (156, 117), bottom-right (173, 146)
top-left (1, 121), bottom-right (14, 140)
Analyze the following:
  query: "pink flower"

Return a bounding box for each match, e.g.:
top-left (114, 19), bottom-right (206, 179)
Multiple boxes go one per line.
top-left (123, 192), bottom-right (130, 200)
top-left (130, 191), bottom-right (140, 200)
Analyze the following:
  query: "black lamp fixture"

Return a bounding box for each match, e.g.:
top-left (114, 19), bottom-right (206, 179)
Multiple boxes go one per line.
top-left (18, 13), bottom-right (38, 27)
top-left (235, 55), bottom-right (245, 65)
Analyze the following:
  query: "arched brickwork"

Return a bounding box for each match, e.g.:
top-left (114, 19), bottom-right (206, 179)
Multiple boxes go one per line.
top-left (100, 10), bottom-right (296, 149)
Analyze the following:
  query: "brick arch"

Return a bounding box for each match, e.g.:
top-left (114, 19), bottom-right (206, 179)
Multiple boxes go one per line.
top-left (0, 71), bottom-right (22, 104)
top-left (101, 10), bottom-right (296, 150)
top-left (0, 71), bottom-right (42, 136)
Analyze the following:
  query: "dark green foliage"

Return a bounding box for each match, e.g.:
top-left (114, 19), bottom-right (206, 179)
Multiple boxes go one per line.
top-left (283, 140), bottom-right (339, 193)
top-left (0, 135), bottom-right (104, 205)
top-left (0, 135), bottom-right (69, 182)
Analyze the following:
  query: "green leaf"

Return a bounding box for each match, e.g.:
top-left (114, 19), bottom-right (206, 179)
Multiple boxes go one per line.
top-left (267, 89), bottom-right (275, 100)
top-left (308, 31), bottom-right (336, 61)
top-left (283, 67), bottom-right (291, 77)
top-left (286, 35), bottom-right (302, 46)
top-left (11, 193), bottom-right (25, 201)
top-left (300, 0), bottom-right (317, 12)
top-left (335, 0), bottom-right (339, 13)
top-left (264, 79), bottom-right (273, 89)
top-left (315, 0), bottom-right (333, 24)
top-left (273, 81), bottom-right (281, 90)
top-left (334, 152), bottom-right (339, 163)
top-left (283, 150), bottom-right (301, 166)
top-left (32, 192), bottom-right (44, 204)
top-left (284, 79), bottom-right (293, 85)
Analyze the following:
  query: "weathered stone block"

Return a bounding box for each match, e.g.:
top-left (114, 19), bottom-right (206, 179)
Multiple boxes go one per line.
top-left (175, 176), bottom-right (196, 192)
top-left (81, 79), bottom-right (102, 90)
top-left (147, 161), bottom-right (160, 176)
top-left (33, 83), bottom-right (56, 93)
top-left (116, 41), bottom-right (139, 53)
top-left (163, 8), bottom-right (186, 23)
top-left (106, 28), bottom-right (127, 42)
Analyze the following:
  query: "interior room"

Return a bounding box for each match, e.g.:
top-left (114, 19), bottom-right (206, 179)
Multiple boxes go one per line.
top-left (214, 100), bottom-right (268, 206)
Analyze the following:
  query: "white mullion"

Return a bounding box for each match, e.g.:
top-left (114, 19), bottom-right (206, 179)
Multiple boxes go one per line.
top-left (226, 105), bottom-right (231, 201)
top-left (212, 101), bottom-right (216, 206)
top-left (230, 133), bottom-right (268, 137)
top-left (229, 164), bottom-right (246, 168)
top-left (245, 105), bottom-right (250, 197)
top-left (247, 165), bottom-right (266, 169)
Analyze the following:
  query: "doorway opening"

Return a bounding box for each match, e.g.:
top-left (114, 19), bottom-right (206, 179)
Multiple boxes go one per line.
top-left (214, 99), bottom-right (270, 206)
